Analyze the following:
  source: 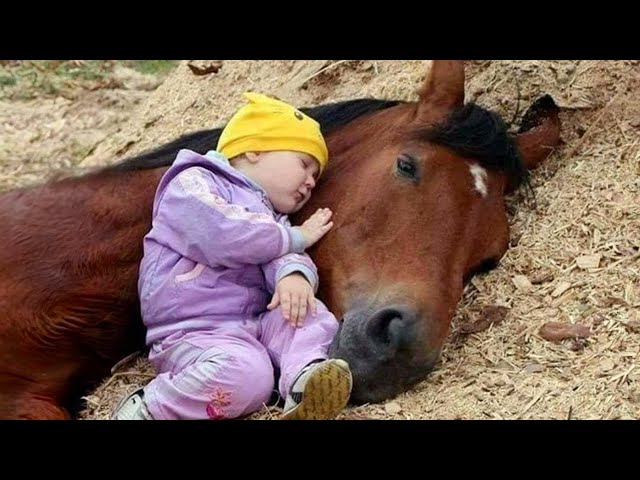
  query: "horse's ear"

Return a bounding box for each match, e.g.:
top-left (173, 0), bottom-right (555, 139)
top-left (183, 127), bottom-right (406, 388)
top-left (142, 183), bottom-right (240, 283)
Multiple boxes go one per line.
top-left (417, 60), bottom-right (465, 114)
top-left (514, 95), bottom-right (562, 171)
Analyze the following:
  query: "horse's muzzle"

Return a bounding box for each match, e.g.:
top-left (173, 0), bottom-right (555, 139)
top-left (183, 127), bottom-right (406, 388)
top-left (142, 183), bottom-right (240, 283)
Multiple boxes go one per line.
top-left (329, 304), bottom-right (439, 403)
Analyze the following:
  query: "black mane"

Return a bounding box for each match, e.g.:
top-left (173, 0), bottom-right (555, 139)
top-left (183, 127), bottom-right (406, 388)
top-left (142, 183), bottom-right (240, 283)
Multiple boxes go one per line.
top-left (101, 96), bottom-right (530, 192)
top-left (102, 99), bottom-right (401, 173)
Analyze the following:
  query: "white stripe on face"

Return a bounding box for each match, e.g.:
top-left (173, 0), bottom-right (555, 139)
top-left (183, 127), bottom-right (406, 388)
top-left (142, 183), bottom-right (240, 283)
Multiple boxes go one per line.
top-left (469, 163), bottom-right (488, 197)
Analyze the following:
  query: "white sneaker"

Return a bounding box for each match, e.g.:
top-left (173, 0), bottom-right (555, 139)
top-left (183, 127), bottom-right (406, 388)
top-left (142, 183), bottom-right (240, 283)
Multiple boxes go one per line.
top-left (282, 359), bottom-right (352, 420)
top-left (110, 388), bottom-right (153, 420)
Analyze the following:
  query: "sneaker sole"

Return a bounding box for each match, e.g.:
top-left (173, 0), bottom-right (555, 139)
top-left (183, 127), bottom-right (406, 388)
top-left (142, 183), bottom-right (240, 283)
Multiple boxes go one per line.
top-left (281, 359), bottom-right (352, 420)
top-left (110, 388), bottom-right (149, 420)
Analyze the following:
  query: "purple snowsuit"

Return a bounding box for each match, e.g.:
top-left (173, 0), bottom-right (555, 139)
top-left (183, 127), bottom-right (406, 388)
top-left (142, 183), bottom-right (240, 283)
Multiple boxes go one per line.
top-left (138, 149), bottom-right (338, 420)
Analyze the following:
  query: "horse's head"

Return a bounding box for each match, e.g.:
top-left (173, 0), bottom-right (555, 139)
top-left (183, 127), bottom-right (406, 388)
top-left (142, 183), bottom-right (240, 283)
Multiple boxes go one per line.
top-left (296, 61), bottom-right (561, 403)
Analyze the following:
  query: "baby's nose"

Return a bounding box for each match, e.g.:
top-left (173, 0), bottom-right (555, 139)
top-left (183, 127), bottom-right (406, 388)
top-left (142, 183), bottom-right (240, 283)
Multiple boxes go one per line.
top-left (306, 176), bottom-right (316, 188)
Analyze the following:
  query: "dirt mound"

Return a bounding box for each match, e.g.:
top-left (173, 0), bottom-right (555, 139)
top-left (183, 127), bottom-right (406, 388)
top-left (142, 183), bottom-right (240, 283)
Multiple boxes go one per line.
top-left (0, 63), bottom-right (164, 191)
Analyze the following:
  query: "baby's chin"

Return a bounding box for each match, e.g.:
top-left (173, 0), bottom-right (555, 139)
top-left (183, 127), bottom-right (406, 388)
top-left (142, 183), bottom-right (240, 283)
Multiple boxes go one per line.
top-left (273, 201), bottom-right (300, 215)
top-left (275, 197), bottom-right (308, 214)
top-left (280, 204), bottom-right (303, 215)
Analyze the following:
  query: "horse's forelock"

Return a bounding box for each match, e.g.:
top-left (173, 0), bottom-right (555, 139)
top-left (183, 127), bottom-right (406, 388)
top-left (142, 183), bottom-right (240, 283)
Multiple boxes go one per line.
top-left (411, 103), bottom-right (530, 190)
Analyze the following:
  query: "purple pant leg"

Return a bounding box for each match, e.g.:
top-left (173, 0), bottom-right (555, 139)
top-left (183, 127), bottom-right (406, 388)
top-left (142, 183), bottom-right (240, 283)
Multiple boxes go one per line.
top-left (144, 324), bottom-right (274, 420)
top-left (258, 299), bottom-right (339, 398)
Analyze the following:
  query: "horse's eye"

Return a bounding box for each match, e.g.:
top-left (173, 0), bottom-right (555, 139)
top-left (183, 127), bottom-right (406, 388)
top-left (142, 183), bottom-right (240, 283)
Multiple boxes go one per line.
top-left (396, 155), bottom-right (418, 179)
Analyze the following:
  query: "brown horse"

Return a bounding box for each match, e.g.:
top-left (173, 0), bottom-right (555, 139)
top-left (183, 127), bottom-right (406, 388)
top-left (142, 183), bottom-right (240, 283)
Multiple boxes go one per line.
top-left (0, 61), bottom-right (561, 419)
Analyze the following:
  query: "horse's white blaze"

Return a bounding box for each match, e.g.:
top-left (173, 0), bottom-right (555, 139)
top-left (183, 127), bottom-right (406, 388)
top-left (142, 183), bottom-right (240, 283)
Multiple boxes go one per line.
top-left (469, 163), bottom-right (488, 197)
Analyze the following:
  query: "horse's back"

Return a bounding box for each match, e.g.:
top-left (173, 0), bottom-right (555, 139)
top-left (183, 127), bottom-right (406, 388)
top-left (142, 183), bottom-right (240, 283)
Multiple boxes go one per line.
top-left (0, 169), bottom-right (163, 417)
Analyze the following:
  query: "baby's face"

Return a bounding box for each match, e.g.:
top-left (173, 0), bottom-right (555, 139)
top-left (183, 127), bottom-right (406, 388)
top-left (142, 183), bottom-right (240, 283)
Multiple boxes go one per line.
top-left (249, 150), bottom-right (320, 214)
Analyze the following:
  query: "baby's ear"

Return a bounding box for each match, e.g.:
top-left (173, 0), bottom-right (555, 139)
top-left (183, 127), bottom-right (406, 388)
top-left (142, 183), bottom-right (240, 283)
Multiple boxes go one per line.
top-left (245, 152), bottom-right (260, 163)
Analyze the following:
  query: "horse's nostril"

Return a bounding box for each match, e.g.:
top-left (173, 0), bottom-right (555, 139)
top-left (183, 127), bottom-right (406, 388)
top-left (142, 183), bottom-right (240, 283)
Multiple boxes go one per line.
top-left (366, 308), bottom-right (400, 344)
top-left (365, 306), bottom-right (416, 350)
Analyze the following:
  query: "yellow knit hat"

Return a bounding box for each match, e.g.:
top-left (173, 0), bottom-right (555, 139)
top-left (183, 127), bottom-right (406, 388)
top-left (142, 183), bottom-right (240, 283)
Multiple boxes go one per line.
top-left (217, 92), bottom-right (329, 176)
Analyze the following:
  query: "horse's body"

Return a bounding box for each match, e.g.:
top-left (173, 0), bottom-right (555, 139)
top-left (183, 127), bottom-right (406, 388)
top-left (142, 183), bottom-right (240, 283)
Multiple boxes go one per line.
top-left (0, 61), bottom-right (561, 419)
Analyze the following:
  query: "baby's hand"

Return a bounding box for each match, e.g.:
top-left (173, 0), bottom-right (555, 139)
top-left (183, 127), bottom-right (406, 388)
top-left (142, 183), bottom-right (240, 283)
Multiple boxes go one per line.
top-left (267, 273), bottom-right (316, 327)
top-left (294, 208), bottom-right (333, 249)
